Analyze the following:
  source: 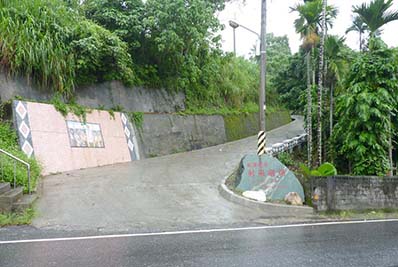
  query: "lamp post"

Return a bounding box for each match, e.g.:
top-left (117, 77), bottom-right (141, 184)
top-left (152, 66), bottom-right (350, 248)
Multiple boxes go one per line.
top-left (229, 20), bottom-right (239, 55)
top-left (228, 20), bottom-right (261, 56)
top-left (228, 2), bottom-right (267, 155)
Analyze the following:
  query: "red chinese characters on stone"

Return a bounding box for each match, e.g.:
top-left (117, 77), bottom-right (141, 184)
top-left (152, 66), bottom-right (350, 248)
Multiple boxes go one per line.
top-left (258, 169), bottom-right (265, 177)
top-left (248, 169), bottom-right (255, 177)
top-left (268, 169), bottom-right (276, 177)
top-left (279, 169), bottom-right (286, 176)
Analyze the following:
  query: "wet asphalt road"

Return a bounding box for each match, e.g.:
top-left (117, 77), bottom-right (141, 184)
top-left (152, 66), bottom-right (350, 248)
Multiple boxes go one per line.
top-left (1, 220), bottom-right (398, 267)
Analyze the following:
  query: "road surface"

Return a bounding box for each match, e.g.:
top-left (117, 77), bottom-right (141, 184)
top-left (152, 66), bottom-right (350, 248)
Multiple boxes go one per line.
top-left (1, 220), bottom-right (398, 267)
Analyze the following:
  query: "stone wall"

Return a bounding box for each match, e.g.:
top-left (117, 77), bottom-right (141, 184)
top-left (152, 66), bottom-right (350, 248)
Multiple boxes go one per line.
top-left (312, 176), bottom-right (398, 211)
top-left (0, 73), bottom-right (185, 113)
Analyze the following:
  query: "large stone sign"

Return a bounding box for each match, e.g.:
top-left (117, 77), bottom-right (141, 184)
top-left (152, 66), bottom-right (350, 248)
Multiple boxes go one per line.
top-left (236, 154), bottom-right (305, 201)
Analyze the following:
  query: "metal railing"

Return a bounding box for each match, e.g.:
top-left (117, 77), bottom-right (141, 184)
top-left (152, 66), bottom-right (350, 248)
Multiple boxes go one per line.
top-left (0, 148), bottom-right (31, 194)
top-left (268, 133), bottom-right (307, 156)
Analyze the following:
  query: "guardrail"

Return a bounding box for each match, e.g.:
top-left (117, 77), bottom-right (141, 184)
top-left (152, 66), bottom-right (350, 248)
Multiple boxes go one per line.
top-left (268, 133), bottom-right (307, 156)
top-left (0, 148), bottom-right (31, 194)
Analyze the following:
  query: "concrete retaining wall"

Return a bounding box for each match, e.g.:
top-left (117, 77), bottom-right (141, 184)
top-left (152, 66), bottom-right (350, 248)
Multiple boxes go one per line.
top-left (135, 111), bottom-right (291, 158)
top-left (0, 73), bottom-right (185, 113)
top-left (312, 176), bottom-right (398, 211)
top-left (223, 111), bottom-right (291, 142)
top-left (1, 73), bottom-right (293, 164)
top-left (136, 114), bottom-right (226, 158)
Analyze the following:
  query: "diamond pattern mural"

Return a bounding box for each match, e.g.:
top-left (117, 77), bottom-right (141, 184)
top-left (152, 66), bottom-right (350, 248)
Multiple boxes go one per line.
top-left (16, 101), bottom-right (27, 120)
top-left (124, 127), bottom-right (131, 138)
top-left (22, 141), bottom-right (34, 158)
top-left (121, 113), bottom-right (128, 125)
top-left (121, 113), bottom-right (140, 161)
top-left (13, 101), bottom-right (34, 158)
top-left (19, 121), bottom-right (30, 139)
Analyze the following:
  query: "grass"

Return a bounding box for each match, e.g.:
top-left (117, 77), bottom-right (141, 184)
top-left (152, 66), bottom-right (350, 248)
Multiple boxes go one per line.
top-left (319, 208), bottom-right (398, 220)
top-left (0, 208), bottom-right (35, 227)
top-left (0, 121), bottom-right (42, 193)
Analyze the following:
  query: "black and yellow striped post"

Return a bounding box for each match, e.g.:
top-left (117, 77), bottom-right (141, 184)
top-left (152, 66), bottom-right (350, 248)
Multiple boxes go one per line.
top-left (257, 131), bottom-right (266, 156)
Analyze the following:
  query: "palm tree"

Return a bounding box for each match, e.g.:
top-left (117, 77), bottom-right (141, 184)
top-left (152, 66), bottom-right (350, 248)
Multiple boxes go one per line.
top-left (316, 0), bottom-right (327, 166)
top-left (291, 0), bottom-right (337, 167)
top-left (353, 0), bottom-right (398, 38)
top-left (346, 16), bottom-right (368, 51)
top-left (324, 36), bottom-right (347, 162)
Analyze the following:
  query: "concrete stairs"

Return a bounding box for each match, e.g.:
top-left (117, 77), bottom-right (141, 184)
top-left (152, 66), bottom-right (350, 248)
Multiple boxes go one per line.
top-left (0, 182), bottom-right (37, 213)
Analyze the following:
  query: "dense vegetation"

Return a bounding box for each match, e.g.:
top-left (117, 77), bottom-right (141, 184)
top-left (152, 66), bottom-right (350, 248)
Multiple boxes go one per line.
top-left (277, 0), bottom-right (398, 175)
top-left (0, 0), bottom-right (135, 97)
top-left (0, 0), bottom-right (287, 113)
top-left (1, 0), bottom-right (398, 177)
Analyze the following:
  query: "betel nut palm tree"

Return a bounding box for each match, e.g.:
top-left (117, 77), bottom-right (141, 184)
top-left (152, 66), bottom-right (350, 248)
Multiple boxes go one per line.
top-left (316, 0), bottom-right (327, 166)
top-left (353, 0), bottom-right (398, 38)
top-left (324, 35), bottom-right (347, 163)
top-left (346, 16), bottom-right (368, 51)
top-left (291, 0), bottom-right (336, 167)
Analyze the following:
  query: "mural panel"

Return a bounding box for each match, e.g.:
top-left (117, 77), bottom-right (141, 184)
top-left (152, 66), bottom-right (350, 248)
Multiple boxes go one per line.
top-left (66, 121), bottom-right (105, 148)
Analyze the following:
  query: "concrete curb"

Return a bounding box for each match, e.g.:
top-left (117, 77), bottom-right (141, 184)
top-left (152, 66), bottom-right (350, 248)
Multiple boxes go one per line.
top-left (219, 177), bottom-right (314, 215)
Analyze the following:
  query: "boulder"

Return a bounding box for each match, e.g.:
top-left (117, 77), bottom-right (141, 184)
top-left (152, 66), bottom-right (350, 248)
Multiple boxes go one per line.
top-left (236, 154), bottom-right (305, 202)
top-left (284, 192), bottom-right (303, 206)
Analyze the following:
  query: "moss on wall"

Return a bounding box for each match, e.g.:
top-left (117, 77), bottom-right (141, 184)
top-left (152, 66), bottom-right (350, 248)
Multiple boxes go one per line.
top-left (224, 109), bottom-right (291, 142)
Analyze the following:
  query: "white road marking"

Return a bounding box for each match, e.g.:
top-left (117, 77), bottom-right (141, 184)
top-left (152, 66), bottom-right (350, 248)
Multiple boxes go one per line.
top-left (1, 219), bottom-right (397, 245)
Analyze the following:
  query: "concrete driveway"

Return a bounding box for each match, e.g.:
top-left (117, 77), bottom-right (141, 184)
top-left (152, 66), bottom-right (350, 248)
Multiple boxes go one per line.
top-left (33, 116), bottom-right (312, 232)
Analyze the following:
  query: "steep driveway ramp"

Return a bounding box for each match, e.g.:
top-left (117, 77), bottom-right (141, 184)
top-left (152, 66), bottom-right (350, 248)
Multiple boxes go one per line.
top-left (33, 116), bottom-right (313, 231)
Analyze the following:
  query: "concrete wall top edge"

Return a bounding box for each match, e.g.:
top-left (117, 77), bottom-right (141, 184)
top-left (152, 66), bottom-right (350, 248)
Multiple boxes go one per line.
top-left (0, 72), bottom-right (186, 113)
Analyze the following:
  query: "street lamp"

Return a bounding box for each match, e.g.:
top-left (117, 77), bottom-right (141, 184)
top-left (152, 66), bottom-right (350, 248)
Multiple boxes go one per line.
top-left (228, 20), bottom-right (260, 56)
top-left (228, 17), bottom-right (267, 155)
top-left (229, 20), bottom-right (239, 55)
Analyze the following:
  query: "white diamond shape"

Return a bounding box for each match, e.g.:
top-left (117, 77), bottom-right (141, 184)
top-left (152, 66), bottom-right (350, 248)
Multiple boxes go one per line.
top-left (16, 102), bottom-right (27, 120)
top-left (121, 113), bottom-right (127, 125)
top-left (22, 141), bottom-right (33, 158)
top-left (127, 140), bottom-right (134, 151)
top-left (19, 121), bottom-right (30, 139)
top-left (124, 127), bottom-right (131, 138)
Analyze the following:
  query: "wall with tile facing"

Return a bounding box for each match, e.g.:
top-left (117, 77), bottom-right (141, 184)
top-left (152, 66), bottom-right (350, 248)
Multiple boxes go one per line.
top-left (13, 100), bottom-right (140, 175)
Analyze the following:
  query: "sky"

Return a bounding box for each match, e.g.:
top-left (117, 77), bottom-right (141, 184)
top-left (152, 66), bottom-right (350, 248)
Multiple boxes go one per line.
top-left (218, 0), bottom-right (398, 57)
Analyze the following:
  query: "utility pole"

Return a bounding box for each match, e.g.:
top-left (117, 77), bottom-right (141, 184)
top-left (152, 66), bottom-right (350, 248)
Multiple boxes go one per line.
top-left (259, 0), bottom-right (266, 132)
top-left (258, 0), bottom-right (267, 152)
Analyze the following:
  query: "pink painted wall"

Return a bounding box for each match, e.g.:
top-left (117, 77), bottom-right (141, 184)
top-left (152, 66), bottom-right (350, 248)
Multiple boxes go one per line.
top-left (26, 102), bottom-right (132, 175)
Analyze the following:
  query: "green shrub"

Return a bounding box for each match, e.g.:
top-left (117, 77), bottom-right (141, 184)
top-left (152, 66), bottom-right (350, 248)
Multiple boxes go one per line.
top-left (128, 112), bottom-right (144, 130)
top-left (0, 122), bottom-right (41, 192)
top-left (277, 152), bottom-right (295, 167)
top-left (333, 38), bottom-right (398, 176)
top-left (300, 162), bottom-right (338, 178)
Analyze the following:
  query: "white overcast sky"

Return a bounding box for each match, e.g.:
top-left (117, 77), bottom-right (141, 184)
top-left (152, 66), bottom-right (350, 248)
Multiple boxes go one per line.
top-left (218, 0), bottom-right (398, 56)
